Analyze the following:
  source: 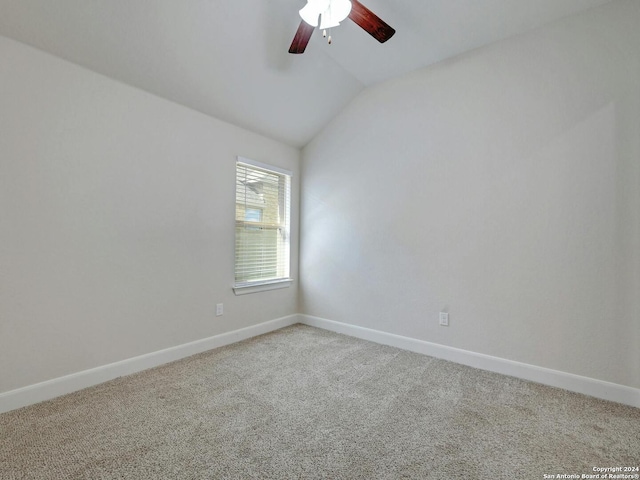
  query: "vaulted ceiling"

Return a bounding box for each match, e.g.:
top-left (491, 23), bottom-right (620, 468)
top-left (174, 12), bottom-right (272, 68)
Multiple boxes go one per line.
top-left (0, 0), bottom-right (612, 147)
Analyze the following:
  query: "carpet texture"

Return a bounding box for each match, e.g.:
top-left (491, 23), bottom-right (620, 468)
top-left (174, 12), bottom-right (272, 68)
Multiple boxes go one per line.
top-left (1, 324), bottom-right (638, 479)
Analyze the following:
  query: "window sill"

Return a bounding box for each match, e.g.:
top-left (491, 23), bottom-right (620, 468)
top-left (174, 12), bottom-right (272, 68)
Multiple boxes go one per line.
top-left (233, 278), bottom-right (293, 296)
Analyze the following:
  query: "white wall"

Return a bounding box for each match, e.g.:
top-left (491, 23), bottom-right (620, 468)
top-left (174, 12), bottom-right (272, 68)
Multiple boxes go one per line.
top-left (0, 36), bottom-right (300, 394)
top-left (301, 1), bottom-right (640, 389)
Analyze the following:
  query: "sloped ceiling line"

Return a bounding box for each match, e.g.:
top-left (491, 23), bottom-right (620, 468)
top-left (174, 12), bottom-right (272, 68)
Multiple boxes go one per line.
top-left (0, 0), bottom-right (612, 147)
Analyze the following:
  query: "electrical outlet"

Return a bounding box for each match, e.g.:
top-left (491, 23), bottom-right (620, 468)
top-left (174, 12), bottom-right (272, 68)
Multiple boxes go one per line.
top-left (216, 303), bottom-right (224, 317)
top-left (439, 312), bottom-right (449, 326)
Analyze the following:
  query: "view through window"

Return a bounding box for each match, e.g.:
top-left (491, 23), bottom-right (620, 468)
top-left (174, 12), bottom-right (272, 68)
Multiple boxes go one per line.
top-left (235, 159), bottom-right (291, 287)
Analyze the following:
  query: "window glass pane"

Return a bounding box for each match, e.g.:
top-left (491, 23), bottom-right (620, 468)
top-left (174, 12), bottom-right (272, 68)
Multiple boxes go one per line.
top-left (235, 160), bottom-right (291, 286)
top-left (244, 208), bottom-right (262, 222)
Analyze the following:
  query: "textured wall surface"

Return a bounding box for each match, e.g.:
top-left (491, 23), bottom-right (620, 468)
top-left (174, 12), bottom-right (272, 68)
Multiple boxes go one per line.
top-left (0, 37), bottom-right (300, 393)
top-left (301, 1), bottom-right (640, 388)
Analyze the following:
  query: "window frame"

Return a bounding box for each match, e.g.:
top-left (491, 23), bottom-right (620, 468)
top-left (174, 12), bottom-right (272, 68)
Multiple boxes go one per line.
top-left (233, 156), bottom-right (293, 295)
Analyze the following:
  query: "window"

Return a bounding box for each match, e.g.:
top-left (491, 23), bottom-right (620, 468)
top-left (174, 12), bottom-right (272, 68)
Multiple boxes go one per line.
top-left (234, 157), bottom-right (292, 294)
top-left (244, 208), bottom-right (263, 223)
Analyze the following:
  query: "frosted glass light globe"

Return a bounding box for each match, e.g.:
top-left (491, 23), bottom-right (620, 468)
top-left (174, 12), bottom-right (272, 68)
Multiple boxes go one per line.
top-left (299, 0), bottom-right (352, 29)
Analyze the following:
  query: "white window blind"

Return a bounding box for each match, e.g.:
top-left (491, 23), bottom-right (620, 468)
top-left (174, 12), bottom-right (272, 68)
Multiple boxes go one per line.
top-left (235, 159), bottom-right (291, 288)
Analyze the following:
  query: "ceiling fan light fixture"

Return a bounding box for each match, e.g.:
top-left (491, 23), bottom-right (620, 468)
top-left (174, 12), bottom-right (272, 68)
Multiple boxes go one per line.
top-left (299, 0), bottom-right (352, 29)
top-left (289, 0), bottom-right (394, 54)
top-left (299, 2), bottom-right (321, 27)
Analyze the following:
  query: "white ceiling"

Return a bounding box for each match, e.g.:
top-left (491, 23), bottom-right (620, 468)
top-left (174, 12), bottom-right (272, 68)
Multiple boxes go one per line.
top-left (0, 0), bottom-right (612, 147)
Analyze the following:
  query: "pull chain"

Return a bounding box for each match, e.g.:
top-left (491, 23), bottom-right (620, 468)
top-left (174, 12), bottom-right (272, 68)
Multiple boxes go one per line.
top-left (322, 28), bottom-right (332, 45)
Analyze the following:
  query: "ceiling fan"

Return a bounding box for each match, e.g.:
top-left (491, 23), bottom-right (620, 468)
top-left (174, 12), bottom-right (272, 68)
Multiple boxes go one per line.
top-left (289, 0), bottom-right (395, 54)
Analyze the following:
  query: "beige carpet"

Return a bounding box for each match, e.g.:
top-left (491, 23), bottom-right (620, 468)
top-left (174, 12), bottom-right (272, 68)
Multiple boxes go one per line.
top-left (1, 324), bottom-right (638, 479)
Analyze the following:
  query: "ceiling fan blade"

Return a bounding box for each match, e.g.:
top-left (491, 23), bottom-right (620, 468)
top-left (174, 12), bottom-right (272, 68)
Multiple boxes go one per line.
top-left (289, 20), bottom-right (315, 54)
top-left (348, 0), bottom-right (396, 43)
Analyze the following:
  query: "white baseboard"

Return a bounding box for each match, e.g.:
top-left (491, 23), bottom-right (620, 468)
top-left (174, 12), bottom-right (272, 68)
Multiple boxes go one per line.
top-left (299, 314), bottom-right (640, 409)
top-left (0, 314), bottom-right (300, 414)
top-left (4, 314), bottom-right (637, 414)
